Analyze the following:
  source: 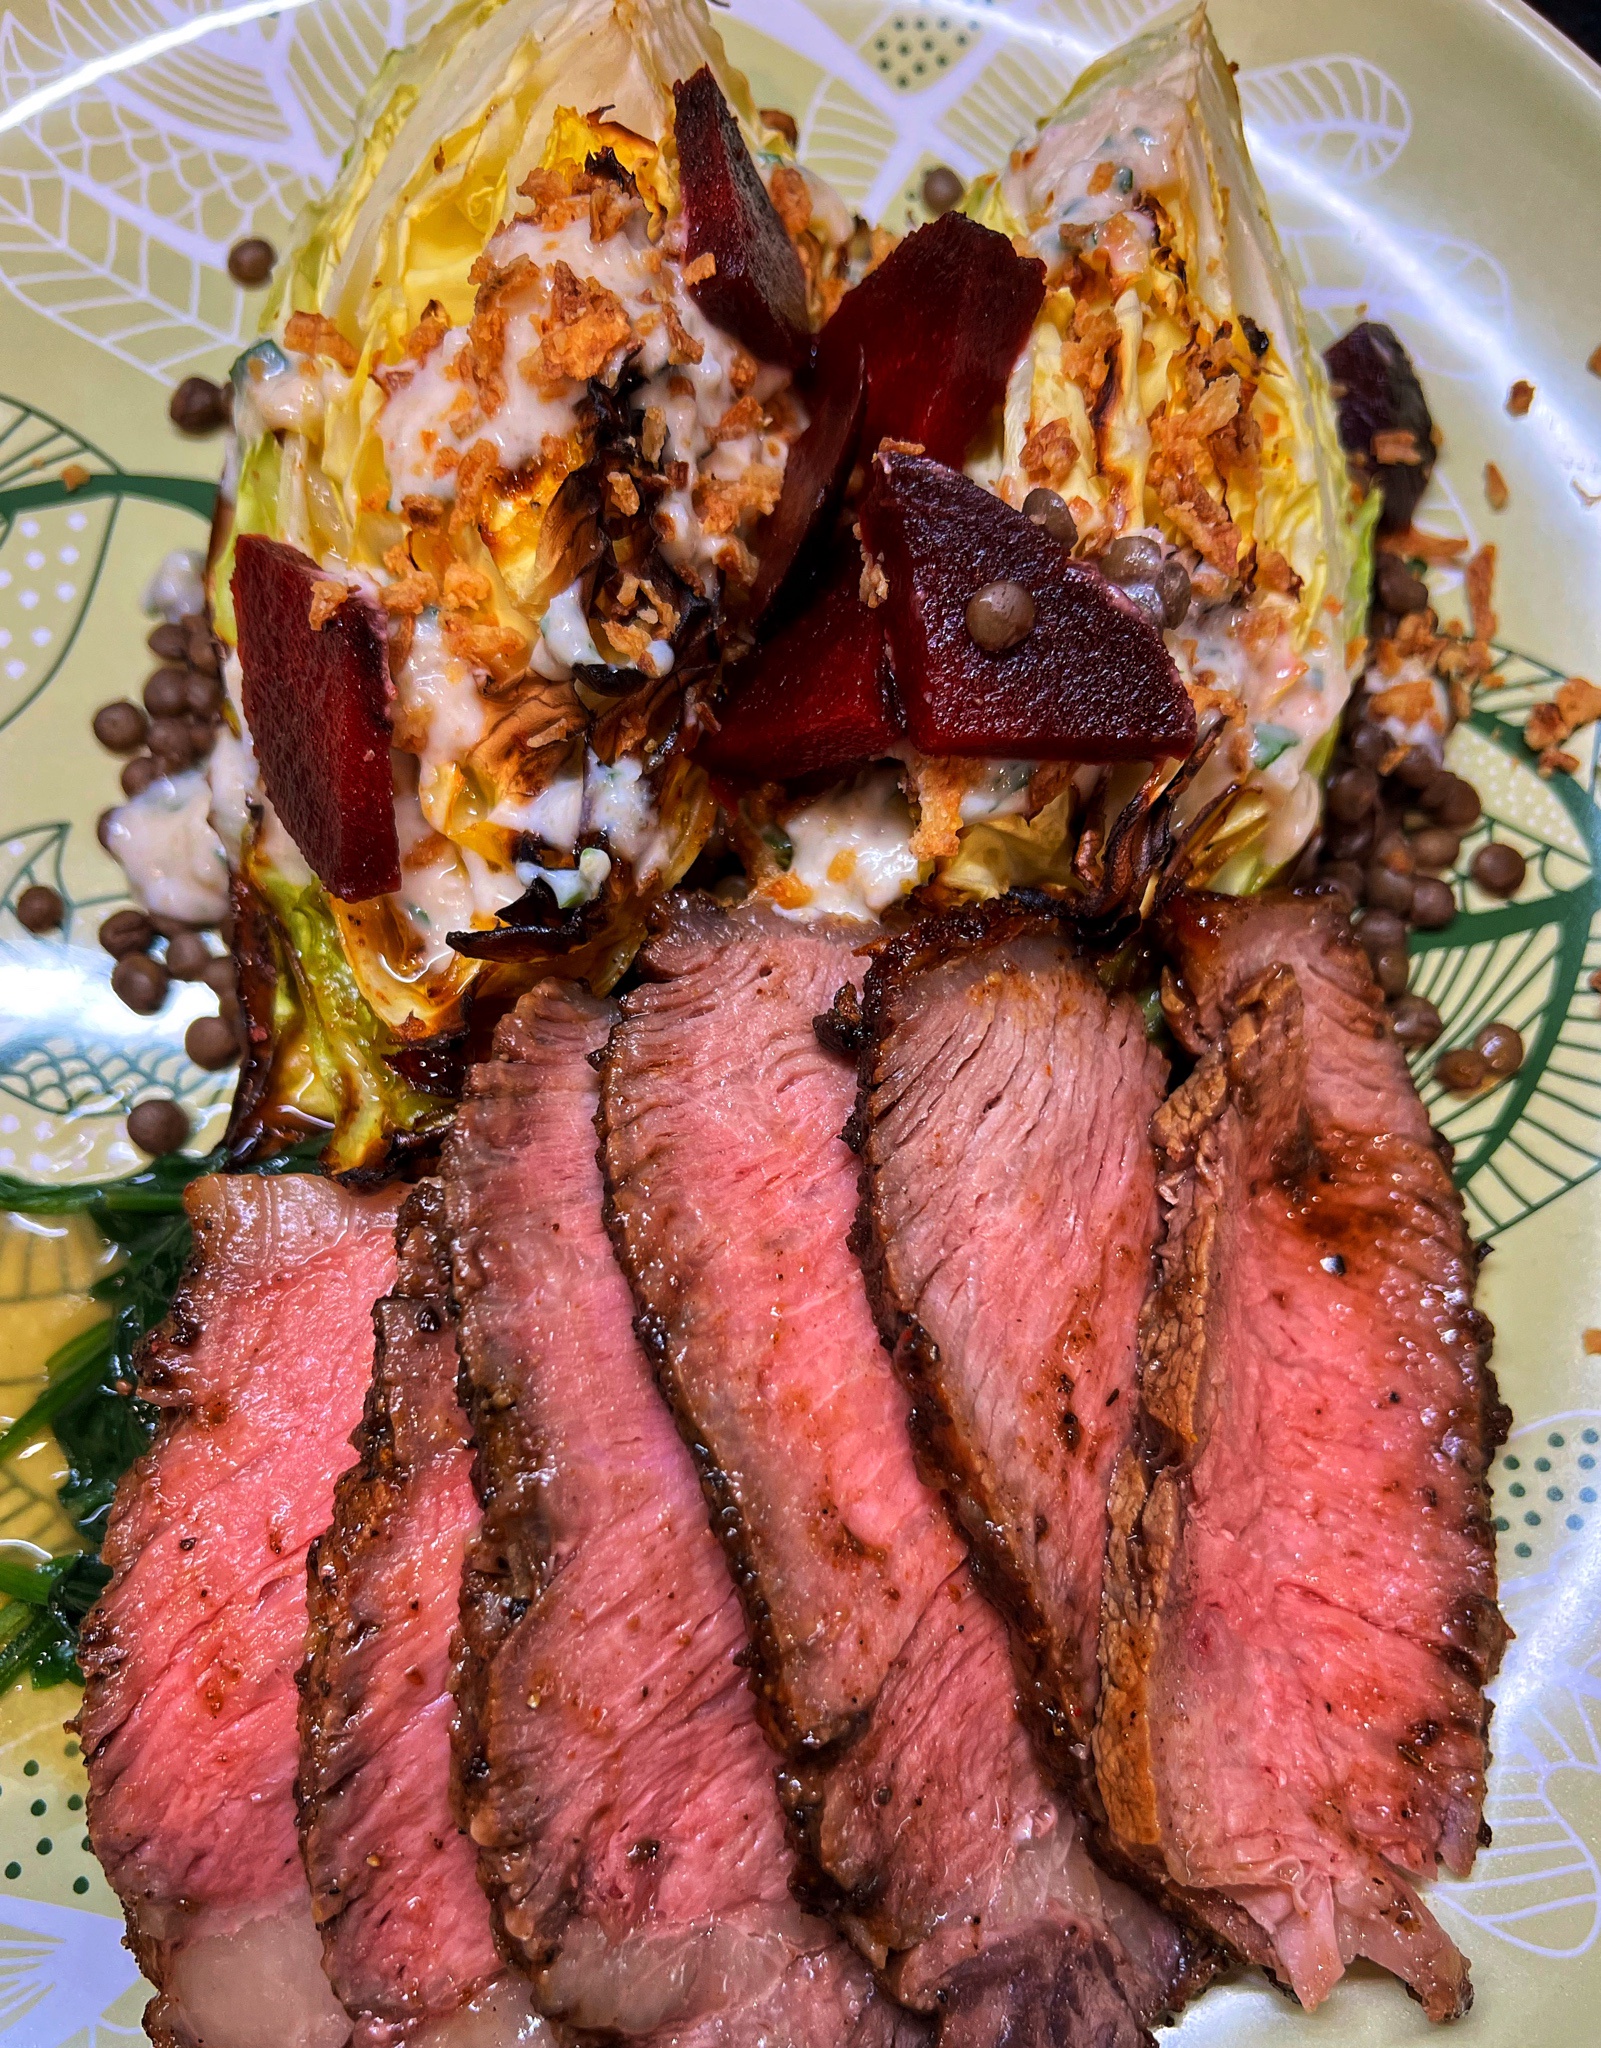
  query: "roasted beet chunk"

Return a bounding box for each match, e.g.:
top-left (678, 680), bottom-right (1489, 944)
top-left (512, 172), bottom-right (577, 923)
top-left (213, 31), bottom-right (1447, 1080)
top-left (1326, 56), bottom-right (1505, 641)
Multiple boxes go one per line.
top-left (746, 342), bottom-right (866, 625)
top-left (859, 453), bottom-right (1196, 762)
top-left (1324, 321), bottom-right (1436, 532)
top-left (817, 213), bottom-right (1044, 468)
top-left (697, 554), bottom-right (900, 781)
top-left (674, 67), bottom-right (811, 369)
top-left (232, 534), bottom-right (400, 901)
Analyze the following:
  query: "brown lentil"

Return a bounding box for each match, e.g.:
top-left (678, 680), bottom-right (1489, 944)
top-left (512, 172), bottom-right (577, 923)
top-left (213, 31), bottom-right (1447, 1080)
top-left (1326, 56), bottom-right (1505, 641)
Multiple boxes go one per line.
top-left (1324, 815), bottom-right (1376, 864)
top-left (120, 755), bottom-right (160, 799)
top-left (1420, 771), bottom-right (1481, 829)
top-left (1390, 993), bottom-right (1443, 1049)
top-left (1119, 581), bottom-right (1166, 634)
top-left (226, 236), bottom-right (276, 286)
top-left (184, 669), bottom-right (222, 716)
top-left (16, 885), bottom-right (64, 933)
top-left (202, 957), bottom-right (237, 1000)
top-left (99, 908), bottom-right (154, 957)
top-left (93, 700), bottom-right (147, 753)
top-left (1474, 1022), bottom-right (1524, 1077)
top-left (1370, 945), bottom-right (1411, 998)
top-left (146, 716), bottom-right (195, 769)
top-left (1102, 533), bottom-right (1164, 585)
top-left (147, 620), bottom-right (188, 661)
top-left (184, 1015), bottom-right (239, 1070)
top-left (1327, 766), bottom-right (1378, 823)
top-left (1393, 745), bottom-right (1438, 791)
top-left (1321, 859), bottom-right (1365, 903)
top-left (126, 1097), bottom-right (190, 1156)
top-left (164, 930), bottom-right (214, 979)
top-left (1365, 864), bottom-right (1415, 916)
top-left (144, 667), bottom-right (190, 718)
top-left (965, 580), bottom-right (1035, 652)
top-left (1021, 487), bottom-right (1077, 547)
top-left (1409, 825), bottom-right (1461, 871)
top-left (1347, 722), bottom-right (1390, 771)
top-left (185, 621), bottom-right (219, 673)
top-left (111, 952), bottom-right (169, 1014)
top-left (1435, 1046), bottom-right (1488, 1093)
top-left (1155, 557), bottom-right (1192, 627)
top-left (1357, 908), bottom-right (1408, 955)
top-left (922, 165), bottom-right (965, 216)
top-left (1470, 841), bottom-right (1526, 897)
top-left (168, 376), bottom-right (230, 436)
top-left (1409, 876), bottom-right (1457, 930)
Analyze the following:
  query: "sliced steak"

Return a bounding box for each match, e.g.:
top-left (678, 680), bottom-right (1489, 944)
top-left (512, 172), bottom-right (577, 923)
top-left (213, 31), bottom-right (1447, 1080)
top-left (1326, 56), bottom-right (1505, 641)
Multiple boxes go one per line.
top-left (79, 1173), bottom-right (401, 2048)
top-left (300, 1181), bottom-right (542, 2048)
top-left (854, 902), bottom-right (1166, 1778)
top-left (444, 981), bottom-right (910, 2046)
top-left (601, 901), bottom-right (1210, 2043)
top-left (1097, 893), bottom-right (1507, 2020)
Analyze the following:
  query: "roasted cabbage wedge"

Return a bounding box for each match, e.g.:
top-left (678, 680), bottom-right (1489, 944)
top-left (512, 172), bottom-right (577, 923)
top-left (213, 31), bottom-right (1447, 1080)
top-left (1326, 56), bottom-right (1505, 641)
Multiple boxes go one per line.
top-left (956, 2), bottom-right (1374, 898)
top-left (203, 0), bottom-right (846, 1169)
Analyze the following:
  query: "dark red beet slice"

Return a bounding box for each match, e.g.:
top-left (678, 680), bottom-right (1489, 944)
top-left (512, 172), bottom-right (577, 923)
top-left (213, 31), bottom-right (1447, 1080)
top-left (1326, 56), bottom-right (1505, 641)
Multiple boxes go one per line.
top-left (674, 67), bottom-right (811, 370)
top-left (746, 340), bottom-right (865, 625)
top-left (697, 554), bottom-right (900, 781)
top-left (818, 213), bottom-right (1044, 467)
top-left (859, 453), bottom-right (1196, 762)
top-left (232, 534), bottom-right (400, 902)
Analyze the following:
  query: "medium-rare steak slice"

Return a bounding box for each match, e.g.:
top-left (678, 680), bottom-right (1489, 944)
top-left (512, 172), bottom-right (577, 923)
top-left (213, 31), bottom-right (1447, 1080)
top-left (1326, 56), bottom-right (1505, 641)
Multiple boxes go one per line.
top-left (1097, 893), bottom-right (1508, 2021)
top-left (299, 1180), bottom-right (542, 2048)
top-left (444, 982), bottom-right (909, 2046)
top-left (854, 902), bottom-right (1166, 1778)
top-left (79, 1173), bottom-right (401, 2048)
top-left (601, 900), bottom-right (1210, 2043)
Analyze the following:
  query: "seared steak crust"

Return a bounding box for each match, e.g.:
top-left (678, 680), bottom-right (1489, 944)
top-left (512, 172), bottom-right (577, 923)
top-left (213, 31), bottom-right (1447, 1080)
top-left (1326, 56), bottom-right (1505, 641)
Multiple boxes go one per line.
top-left (444, 981), bottom-right (909, 2046)
top-left (1097, 894), bottom-right (1507, 2022)
top-left (299, 1182), bottom-right (535, 2046)
top-left (601, 900), bottom-right (1209, 2043)
top-left (853, 901), bottom-right (1166, 1778)
top-left (80, 1173), bottom-right (401, 2048)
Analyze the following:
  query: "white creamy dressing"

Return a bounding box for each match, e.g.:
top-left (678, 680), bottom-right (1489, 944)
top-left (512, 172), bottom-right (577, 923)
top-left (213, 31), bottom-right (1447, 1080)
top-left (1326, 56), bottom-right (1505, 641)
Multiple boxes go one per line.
top-left (105, 770), bottom-right (232, 927)
top-left (1174, 592), bottom-right (1350, 872)
top-left (1001, 84), bottom-right (1185, 277)
top-left (390, 776), bottom-right (520, 951)
top-left (142, 548), bottom-right (206, 624)
top-left (206, 727), bottom-right (259, 865)
top-left (1367, 656), bottom-right (1450, 759)
top-left (958, 761), bottom-right (1035, 824)
top-left (775, 771), bottom-right (926, 921)
top-left (532, 576), bottom-right (604, 677)
top-left (582, 752), bottom-right (669, 880)
top-left (375, 209), bottom-right (797, 590)
top-left (233, 352), bottom-right (343, 442)
top-left (383, 613), bottom-right (670, 941)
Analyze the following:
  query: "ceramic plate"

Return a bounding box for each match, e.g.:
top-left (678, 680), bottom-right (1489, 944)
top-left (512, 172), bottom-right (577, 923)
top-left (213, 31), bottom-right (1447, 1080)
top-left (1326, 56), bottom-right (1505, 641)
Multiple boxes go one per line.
top-left (1, 0), bottom-right (1599, 2038)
